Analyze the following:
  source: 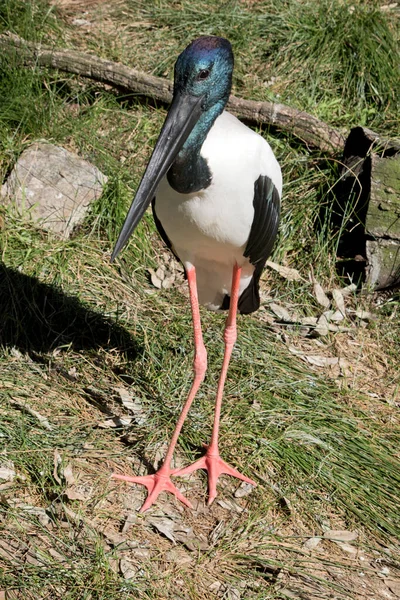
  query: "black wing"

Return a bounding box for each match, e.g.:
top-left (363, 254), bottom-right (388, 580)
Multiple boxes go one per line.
top-left (238, 174), bottom-right (281, 314)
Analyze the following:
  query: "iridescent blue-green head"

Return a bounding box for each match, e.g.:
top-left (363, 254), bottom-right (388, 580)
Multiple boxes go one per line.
top-left (174, 36), bottom-right (233, 111)
top-left (111, 36), bottom-right (234, 261)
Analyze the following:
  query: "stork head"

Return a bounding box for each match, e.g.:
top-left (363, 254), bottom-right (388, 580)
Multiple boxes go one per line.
top-left (174, 36), bottom-right (233, 111)
top-left (111, 36), bottom-right (233, 261)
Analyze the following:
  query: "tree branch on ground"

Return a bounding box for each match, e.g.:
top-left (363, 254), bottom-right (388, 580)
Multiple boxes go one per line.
top-left (0, 31), bottom-right (346, 154)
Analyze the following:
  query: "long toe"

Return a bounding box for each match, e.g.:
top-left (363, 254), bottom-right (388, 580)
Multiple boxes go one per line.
top-left (172, 450), bottom-right (256, 505)
top-left (172, 456), bottom-right (207, 478)
top-left (205, 454), bottom-right (256, 505)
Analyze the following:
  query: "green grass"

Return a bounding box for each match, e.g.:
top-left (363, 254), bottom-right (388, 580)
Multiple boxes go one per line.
top-left (108, 0), bottom-right (400, 131)
top-left (1, 0), bottom-right (400, 598)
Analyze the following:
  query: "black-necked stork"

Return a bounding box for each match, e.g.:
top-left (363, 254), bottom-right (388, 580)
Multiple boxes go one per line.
top-left (111, 36), bottom-right (282, 512)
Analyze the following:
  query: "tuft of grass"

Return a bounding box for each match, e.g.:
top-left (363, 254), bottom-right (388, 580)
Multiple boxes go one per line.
top-left (264, 0), bottom-right (400, 125)
top-left (0, 0), bottom-right (61, 41)
top-left (115, 0), bottom-right (400, 132)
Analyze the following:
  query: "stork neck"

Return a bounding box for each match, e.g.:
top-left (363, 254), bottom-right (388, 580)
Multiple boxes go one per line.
top-left (167, 100), bottom-right (224, 194)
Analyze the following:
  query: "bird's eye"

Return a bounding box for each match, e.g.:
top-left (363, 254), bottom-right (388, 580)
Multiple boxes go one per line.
top-left (197, 69), bottom-right (210, 81)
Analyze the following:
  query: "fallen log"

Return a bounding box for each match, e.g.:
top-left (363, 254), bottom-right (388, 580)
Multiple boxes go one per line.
top-left (0, 31), bottom-right (345, 154)
top-left (335, 127), bottom-right (400, 289)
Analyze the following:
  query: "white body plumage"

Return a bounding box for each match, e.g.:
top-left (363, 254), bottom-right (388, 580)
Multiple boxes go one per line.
top-left (155, 111), bottom-right (282, 310)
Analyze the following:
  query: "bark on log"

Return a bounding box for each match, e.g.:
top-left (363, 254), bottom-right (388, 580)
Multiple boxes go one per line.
top-left (0, 31), bottom-right (345, 154)
top-left (335, 127), bottom-right (400, 289)
top-left (366, 153), bottom-right (400, 289)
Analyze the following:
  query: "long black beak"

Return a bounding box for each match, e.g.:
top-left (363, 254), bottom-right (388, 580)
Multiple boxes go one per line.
top-left (111, 91), bottom-right (204, 262)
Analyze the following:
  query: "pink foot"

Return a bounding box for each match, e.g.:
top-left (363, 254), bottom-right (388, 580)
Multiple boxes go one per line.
top-left (112, 471), bottom-right (193, 513)
top-left (173, 448), bottom-right (256, 505)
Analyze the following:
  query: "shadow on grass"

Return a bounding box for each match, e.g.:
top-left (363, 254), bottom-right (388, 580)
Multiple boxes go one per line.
top-left (0, 263), bottom-right (139, 358)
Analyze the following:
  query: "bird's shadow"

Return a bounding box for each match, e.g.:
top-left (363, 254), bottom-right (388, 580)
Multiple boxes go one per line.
top-left (0, 263), bottom-right (139, 358)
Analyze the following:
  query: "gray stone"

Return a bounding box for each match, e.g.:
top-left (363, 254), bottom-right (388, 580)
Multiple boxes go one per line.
top-left (1, 141), bottom-right (107, 238)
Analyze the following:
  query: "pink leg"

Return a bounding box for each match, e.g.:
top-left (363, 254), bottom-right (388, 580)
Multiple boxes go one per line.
top-left (173, 264), bottom-right (256, 504)
top-left (113, 267), bottom-right (207, 512)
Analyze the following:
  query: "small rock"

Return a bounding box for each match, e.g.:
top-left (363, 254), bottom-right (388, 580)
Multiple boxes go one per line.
top-left (1, 142), bottom-right (107, 238)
